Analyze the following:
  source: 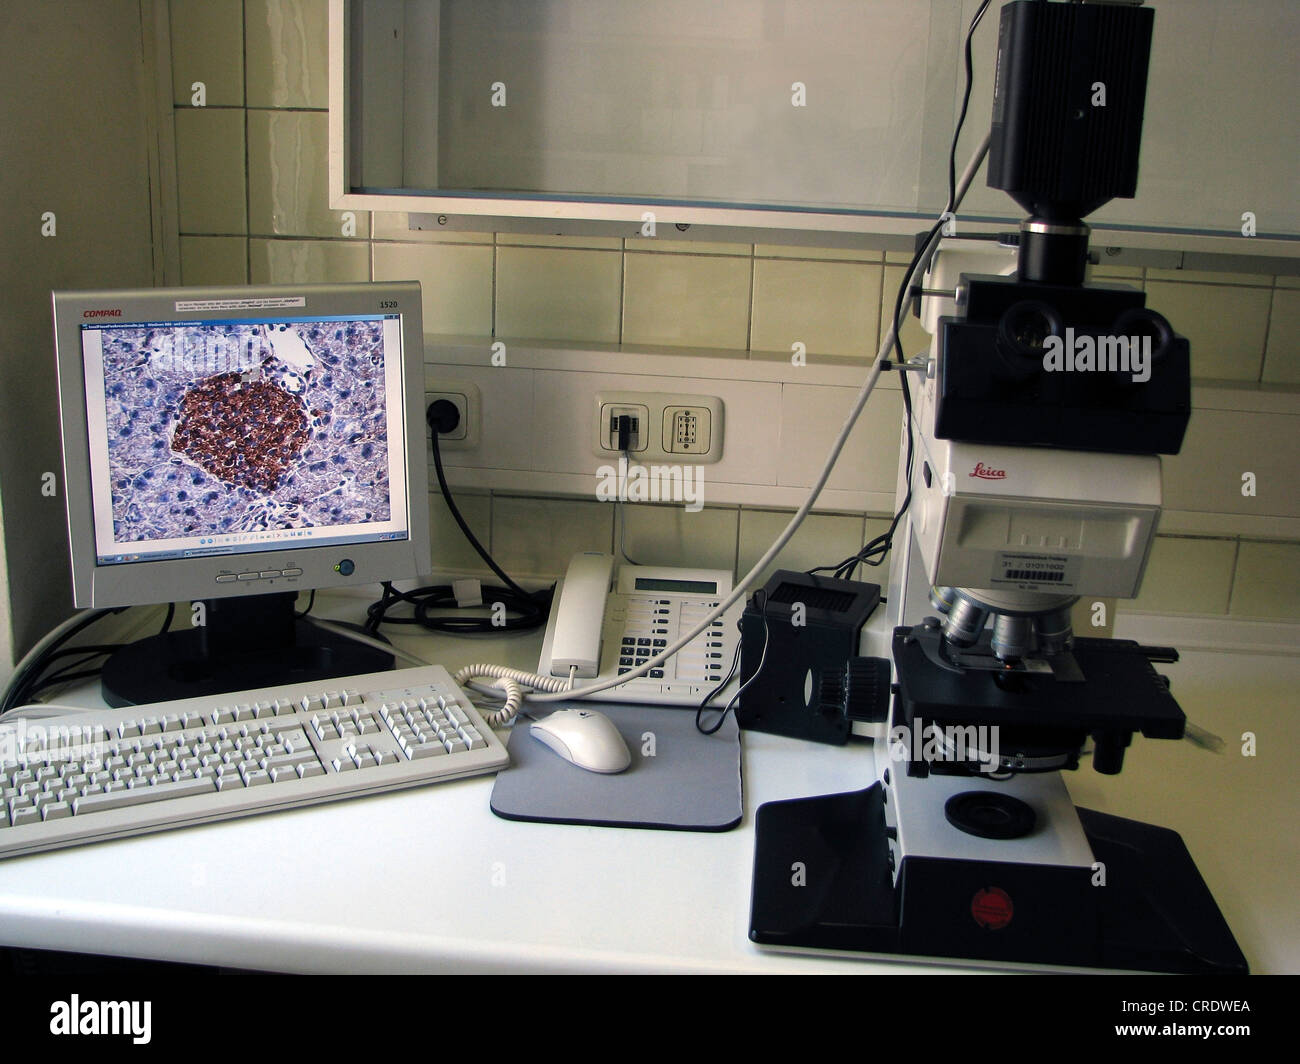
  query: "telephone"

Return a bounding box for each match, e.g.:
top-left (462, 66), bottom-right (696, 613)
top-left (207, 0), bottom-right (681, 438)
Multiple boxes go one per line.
top-left (537, 552), bottom-right (743, 706)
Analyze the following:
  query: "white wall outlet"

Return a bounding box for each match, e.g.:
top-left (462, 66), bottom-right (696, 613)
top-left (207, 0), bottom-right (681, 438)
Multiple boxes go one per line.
top-left (663, 405), bottom-right (710, 455)
top-left (426, 378), bottom-right (481, 451)
top-left (594, 391), bottom-right (723, 463)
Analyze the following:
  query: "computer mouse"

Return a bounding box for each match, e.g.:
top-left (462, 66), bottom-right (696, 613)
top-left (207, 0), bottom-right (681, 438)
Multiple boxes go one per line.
top-left (530, 708), bottom-right (631, 774)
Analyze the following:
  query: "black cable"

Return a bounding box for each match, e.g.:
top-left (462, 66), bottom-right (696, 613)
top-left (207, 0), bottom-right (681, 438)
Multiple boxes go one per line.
top-left (365, 579), bottom-right (550, 635)
top-left (35, 644), bottom-right (124, 662)
top-left (429, 429), bottom-right (532, 601)
top-left (30, 668), bottom-right (105, 689)
top-left (15, 645), bottom-right (122, 702)
top-left (696, 590), bottom-right (767, 736)
top-left (0, 607), bottom-right (127, 715)
top-left (809, 0), bottom-right (991, 582)
top-left (25, 655), bottom-right (115, 700)
top-left (294, 588), bottom-right (316, 618)
top-left (366, 420), bottom-right (553, 636)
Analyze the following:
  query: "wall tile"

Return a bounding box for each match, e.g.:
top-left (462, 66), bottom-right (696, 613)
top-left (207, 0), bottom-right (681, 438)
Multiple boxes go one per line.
top-left (1145, 281), bottom-right (1271, 381)
top-left (1087, 264), bottom-right (1143, 283)
top-left (247, 110), bottom-right (367, 238)
top-left (245, 0), bottom-right (328, 108)
top-left (179, 236), bottom-right (247, 285)
top-left (173, 108), bottom-right (246, 234)
top-left (249, 238), bottom-right (369, 283)
top-left (496, 246), bottom-right (622, 343)
top-left (497, 233), bottom-right (621, 250)
top-left (1125, 536), bottom-right (1236, 615)
top-left (624, 238), bottom-right (750, 256)
top-left (1146, 268), bottom-right (1272, 287)
top-left (490, 496), bottom-right (613, 578)
top-left (373, 242), bottom-right (493, 336)
top-left (427, 490), bottom-right (493, 575)
top-left (736, 509), bottom-right (873, 588)
top-left (750, 259), bottom-right (881, 359)
top-left (777, 384), bottom-right (903, 496)
top-left (755, 245), bottom-right (882, 262)
top-left (622, 253), bottom-right (750, 349)
top-left (1229, 541), bottom-right (1300, 620)
top-left (1163, 408), bottom-right (1300, 520)
top-left (170, 0), bottom-right (244, 106)
top-left (618, 504), bottom-right (738, 573)
top-left (1262, 288), bottom-right (1300, 385)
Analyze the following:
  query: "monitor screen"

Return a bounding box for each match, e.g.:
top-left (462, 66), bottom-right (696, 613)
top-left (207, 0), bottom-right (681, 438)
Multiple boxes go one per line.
top-left (53, 283), bottom-right (430, 611)
top-left (84, 310), bottom-right (406, 566)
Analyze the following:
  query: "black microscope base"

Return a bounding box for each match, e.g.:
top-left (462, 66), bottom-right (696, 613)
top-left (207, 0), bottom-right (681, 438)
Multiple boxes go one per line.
top-left (749, 785), bottom-right (1247, 974)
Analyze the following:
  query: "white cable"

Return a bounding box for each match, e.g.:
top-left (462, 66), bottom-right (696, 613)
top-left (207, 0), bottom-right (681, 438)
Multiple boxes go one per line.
top-left (450, 664), bottom-right (570, 726)
top-left (1, 703), bottom-right (100, 720)
top-left (305, 618), bottom-right (431, 669)
top-left (523, 133), bottom-right (993, 704)
top-left (1183, 720), bottom-right (1225, 754)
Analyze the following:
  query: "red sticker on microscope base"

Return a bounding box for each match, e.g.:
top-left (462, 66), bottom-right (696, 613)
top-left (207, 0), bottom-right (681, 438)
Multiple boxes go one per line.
top-left (971, 886), bottom-right (1014, 930)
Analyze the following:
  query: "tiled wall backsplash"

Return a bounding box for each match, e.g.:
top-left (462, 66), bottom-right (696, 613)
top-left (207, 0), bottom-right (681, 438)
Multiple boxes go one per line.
top-left (168, 0), bottom-right (1299, 622)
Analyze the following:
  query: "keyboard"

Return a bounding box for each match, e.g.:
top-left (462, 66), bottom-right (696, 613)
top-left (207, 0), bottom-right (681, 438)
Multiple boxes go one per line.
top-left (0, 664), bottom-right (508, 861)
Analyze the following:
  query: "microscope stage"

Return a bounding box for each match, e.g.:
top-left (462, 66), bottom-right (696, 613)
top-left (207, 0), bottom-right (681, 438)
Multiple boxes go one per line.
top-left (891, 627), bottom-right (1185, 740)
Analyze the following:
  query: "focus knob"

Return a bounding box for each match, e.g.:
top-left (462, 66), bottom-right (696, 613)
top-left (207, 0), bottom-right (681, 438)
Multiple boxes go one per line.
top-left (819, 657), bottom-right (891, 724)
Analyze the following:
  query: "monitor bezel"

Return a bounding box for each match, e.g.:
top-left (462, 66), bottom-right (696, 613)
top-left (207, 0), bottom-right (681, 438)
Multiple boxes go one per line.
top-left (52, 281), bottom-right (431, 609)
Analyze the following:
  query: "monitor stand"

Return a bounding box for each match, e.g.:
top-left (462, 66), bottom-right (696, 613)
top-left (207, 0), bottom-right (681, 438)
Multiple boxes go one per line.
top-left (100, 591), bottom-right (394, 707)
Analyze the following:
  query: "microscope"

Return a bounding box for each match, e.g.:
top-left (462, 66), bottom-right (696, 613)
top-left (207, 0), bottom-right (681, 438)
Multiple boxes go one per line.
top-left (749, 0), bottom-right (1247, 972)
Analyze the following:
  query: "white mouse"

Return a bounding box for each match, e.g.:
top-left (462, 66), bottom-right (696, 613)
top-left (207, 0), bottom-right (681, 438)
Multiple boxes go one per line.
top-left (530, 709), bottom-right (631, 774)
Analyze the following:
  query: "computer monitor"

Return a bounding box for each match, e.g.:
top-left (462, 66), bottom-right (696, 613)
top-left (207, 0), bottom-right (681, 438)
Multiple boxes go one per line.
top-left (51, 282), bottom-right (431, 706)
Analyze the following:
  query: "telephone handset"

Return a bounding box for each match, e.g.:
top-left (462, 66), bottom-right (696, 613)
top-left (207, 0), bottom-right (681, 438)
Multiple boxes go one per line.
top-left (538, 552), bottom-right (743, 706)
top-left (547, 551), bottom-right (615, 677)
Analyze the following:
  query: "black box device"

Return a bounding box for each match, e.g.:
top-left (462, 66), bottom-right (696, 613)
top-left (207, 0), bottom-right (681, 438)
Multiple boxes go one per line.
top-left (737, 571), bottom-right (886, 745)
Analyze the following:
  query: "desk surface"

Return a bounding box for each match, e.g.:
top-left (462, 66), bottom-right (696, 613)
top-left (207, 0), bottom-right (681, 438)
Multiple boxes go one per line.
top-left (0, 595), bottom-right (1295, 974)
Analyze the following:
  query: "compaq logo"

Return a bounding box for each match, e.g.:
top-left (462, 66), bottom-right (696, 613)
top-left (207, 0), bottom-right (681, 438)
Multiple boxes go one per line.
top-left (82, 308), bottom-right (122, 318)
top-left (49, 996), bottom-right (151, 1044)
top-left (970, 462), bottom-right (1006, 480)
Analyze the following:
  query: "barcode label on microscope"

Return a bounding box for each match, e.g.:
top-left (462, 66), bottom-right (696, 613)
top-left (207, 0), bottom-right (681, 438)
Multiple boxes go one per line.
top-left (992, 553), bottom-right (1079, 591)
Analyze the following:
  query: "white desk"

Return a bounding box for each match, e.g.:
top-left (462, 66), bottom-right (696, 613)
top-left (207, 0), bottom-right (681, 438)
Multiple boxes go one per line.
top-left (0, 595), bottom-right (1295, 974)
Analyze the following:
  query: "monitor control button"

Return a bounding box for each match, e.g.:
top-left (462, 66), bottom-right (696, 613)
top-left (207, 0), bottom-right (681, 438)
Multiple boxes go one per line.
top-left (236, 572), bottom-right (259, 581)
top-left (215, 575), bottom-right (237, 583)
top-left (259, 571), bottom-right (281, 579)
top-left (282, 568), bottom-right (303, 577)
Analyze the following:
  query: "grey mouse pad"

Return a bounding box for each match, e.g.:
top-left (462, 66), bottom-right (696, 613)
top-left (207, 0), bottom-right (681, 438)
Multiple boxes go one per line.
top-left (489, 702), bottom-right (742, 832)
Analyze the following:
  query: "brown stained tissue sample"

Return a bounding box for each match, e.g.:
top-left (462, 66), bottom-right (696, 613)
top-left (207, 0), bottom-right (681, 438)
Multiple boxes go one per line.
top-left (170, 372), bottom-right (310, 492)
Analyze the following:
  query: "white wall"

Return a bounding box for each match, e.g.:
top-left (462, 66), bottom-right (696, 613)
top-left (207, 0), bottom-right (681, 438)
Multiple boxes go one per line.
top-left (0, 1), bottom-right (162, 675)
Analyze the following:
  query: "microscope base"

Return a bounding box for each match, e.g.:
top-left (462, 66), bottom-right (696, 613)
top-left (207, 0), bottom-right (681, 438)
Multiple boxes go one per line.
top-left (749, 784), bottom-right (1247, 973)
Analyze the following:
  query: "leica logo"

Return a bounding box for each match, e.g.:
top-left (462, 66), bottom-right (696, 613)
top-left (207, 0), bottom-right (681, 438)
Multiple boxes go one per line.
top-left (82, 309), bottom-right (122, 318)
top-left (970, 462), bottom-right (1006, 480)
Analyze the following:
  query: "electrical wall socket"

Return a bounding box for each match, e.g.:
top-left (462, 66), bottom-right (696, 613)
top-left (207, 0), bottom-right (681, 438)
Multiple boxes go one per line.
top-left (425, 379), bottom-right (481, 451)
top-left (594, 391), bottom-right (723, 462)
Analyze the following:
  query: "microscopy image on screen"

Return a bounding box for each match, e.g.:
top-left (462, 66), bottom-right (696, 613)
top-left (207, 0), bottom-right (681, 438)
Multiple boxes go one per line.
top-left (96, 318), bottom-right (392, 544)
